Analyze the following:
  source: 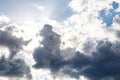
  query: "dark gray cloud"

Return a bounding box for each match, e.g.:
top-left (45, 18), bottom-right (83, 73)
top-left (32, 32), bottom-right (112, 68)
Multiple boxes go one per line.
top-left (0, 29), bottom-right (31, 59)
top-left (0, 25), bottom-right (32, 79)
top-left (82, 38), bottom-right (96, 53)
top-left (0, 55), bottom-right (32, 79)
top-left (113, 15), bottom-right (120, 25)
top-left (60, 41), bottom-right (120, 80)
top-left (33, 24), bottom-right (63, 71)
top-left (33, 24), bottom-right (120, 80)
top-left (80, 41), bottom-right (120, 80)
top-left (116, 30), bottom-right (120, 39)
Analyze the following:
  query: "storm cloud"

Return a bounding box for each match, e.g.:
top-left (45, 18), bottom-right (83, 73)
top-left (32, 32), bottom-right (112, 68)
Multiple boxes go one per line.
top-left (33, 24), bottom-right (120, 80)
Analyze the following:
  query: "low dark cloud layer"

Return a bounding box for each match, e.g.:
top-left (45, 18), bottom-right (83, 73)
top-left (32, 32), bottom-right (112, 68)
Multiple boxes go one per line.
top-left (79, 41), bottom-right (120, 80)
top-left (33, 24), bottom-right (120, 80)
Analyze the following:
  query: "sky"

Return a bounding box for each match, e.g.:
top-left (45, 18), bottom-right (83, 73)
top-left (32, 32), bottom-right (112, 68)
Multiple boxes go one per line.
top-left (0, 0), bottom-right (73, 24)
top-left (0, 0), bottom-right (120, 80)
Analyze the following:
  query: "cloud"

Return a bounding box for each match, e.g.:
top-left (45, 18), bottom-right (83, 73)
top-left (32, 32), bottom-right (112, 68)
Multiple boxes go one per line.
top-left (69, 0), bottom-right (111, 13)
top-left (0, 15), bottom-right (32, 59)
top-left (61, 0), bottom-right (120, 53)
top-left (0, 0), bottom-right (120, 80)
top-left (0, 55), bottom-right (32, 79)
top-left (111, 15), bottom-right (120, 40)
top-left (79, 41), bottom-right (120, 79)
top-left (114, 15), bottom-right (120, 24)
top-left (69, 0), bottom-right (88, 12)
top-left (33, 4), bottom-right (45, 11)
top-left (33, 24), bottom-right (120, 80)
top-left (33, 24), bottom-right (62, 70)
top-left (0, 15), bottom-right (32, 79)
top-left (69, 41), bottom-right (120, 80)
top-left (82, 38), bottom-right (96, 53)
top-left (0, 15), bottom-right (11, 27)
top-left (0, 29), bottom-right (31, 59)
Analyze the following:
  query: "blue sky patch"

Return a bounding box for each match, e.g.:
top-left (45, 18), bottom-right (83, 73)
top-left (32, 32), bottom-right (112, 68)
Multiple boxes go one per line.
top-left (99, 1), bottom-right (120, 27)
top-left (112, 1), bottom-right (119, 9)
top-left (0, 0), bottom-right (74, 24)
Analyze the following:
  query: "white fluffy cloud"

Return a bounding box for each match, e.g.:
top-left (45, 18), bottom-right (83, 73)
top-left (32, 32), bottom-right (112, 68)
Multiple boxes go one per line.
top-left (0, 15), bottom-right (11, 26)
top-left (69, 0), bottom-right (112, 12)
top-left (60, 0), bottom-right (120, 53)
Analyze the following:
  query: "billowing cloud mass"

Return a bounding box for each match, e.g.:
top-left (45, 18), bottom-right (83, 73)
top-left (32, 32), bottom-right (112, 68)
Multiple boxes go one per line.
top-left (33, 24), bottom-right (62, 69)
top-left (0, 55), bottom-right (32, 79)
top-left (33, 24), bottom-right (120, 80)
top-left (0, 16), bottom-right (32, 79)
top-left (0, 29), bottom-right (31, 59)
top-left (0, 0), bottom-right (120, 80)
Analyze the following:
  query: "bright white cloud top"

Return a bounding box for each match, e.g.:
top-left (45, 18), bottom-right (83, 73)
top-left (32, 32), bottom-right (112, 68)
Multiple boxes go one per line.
top-left (0, 0), bottom-right (120, 80)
